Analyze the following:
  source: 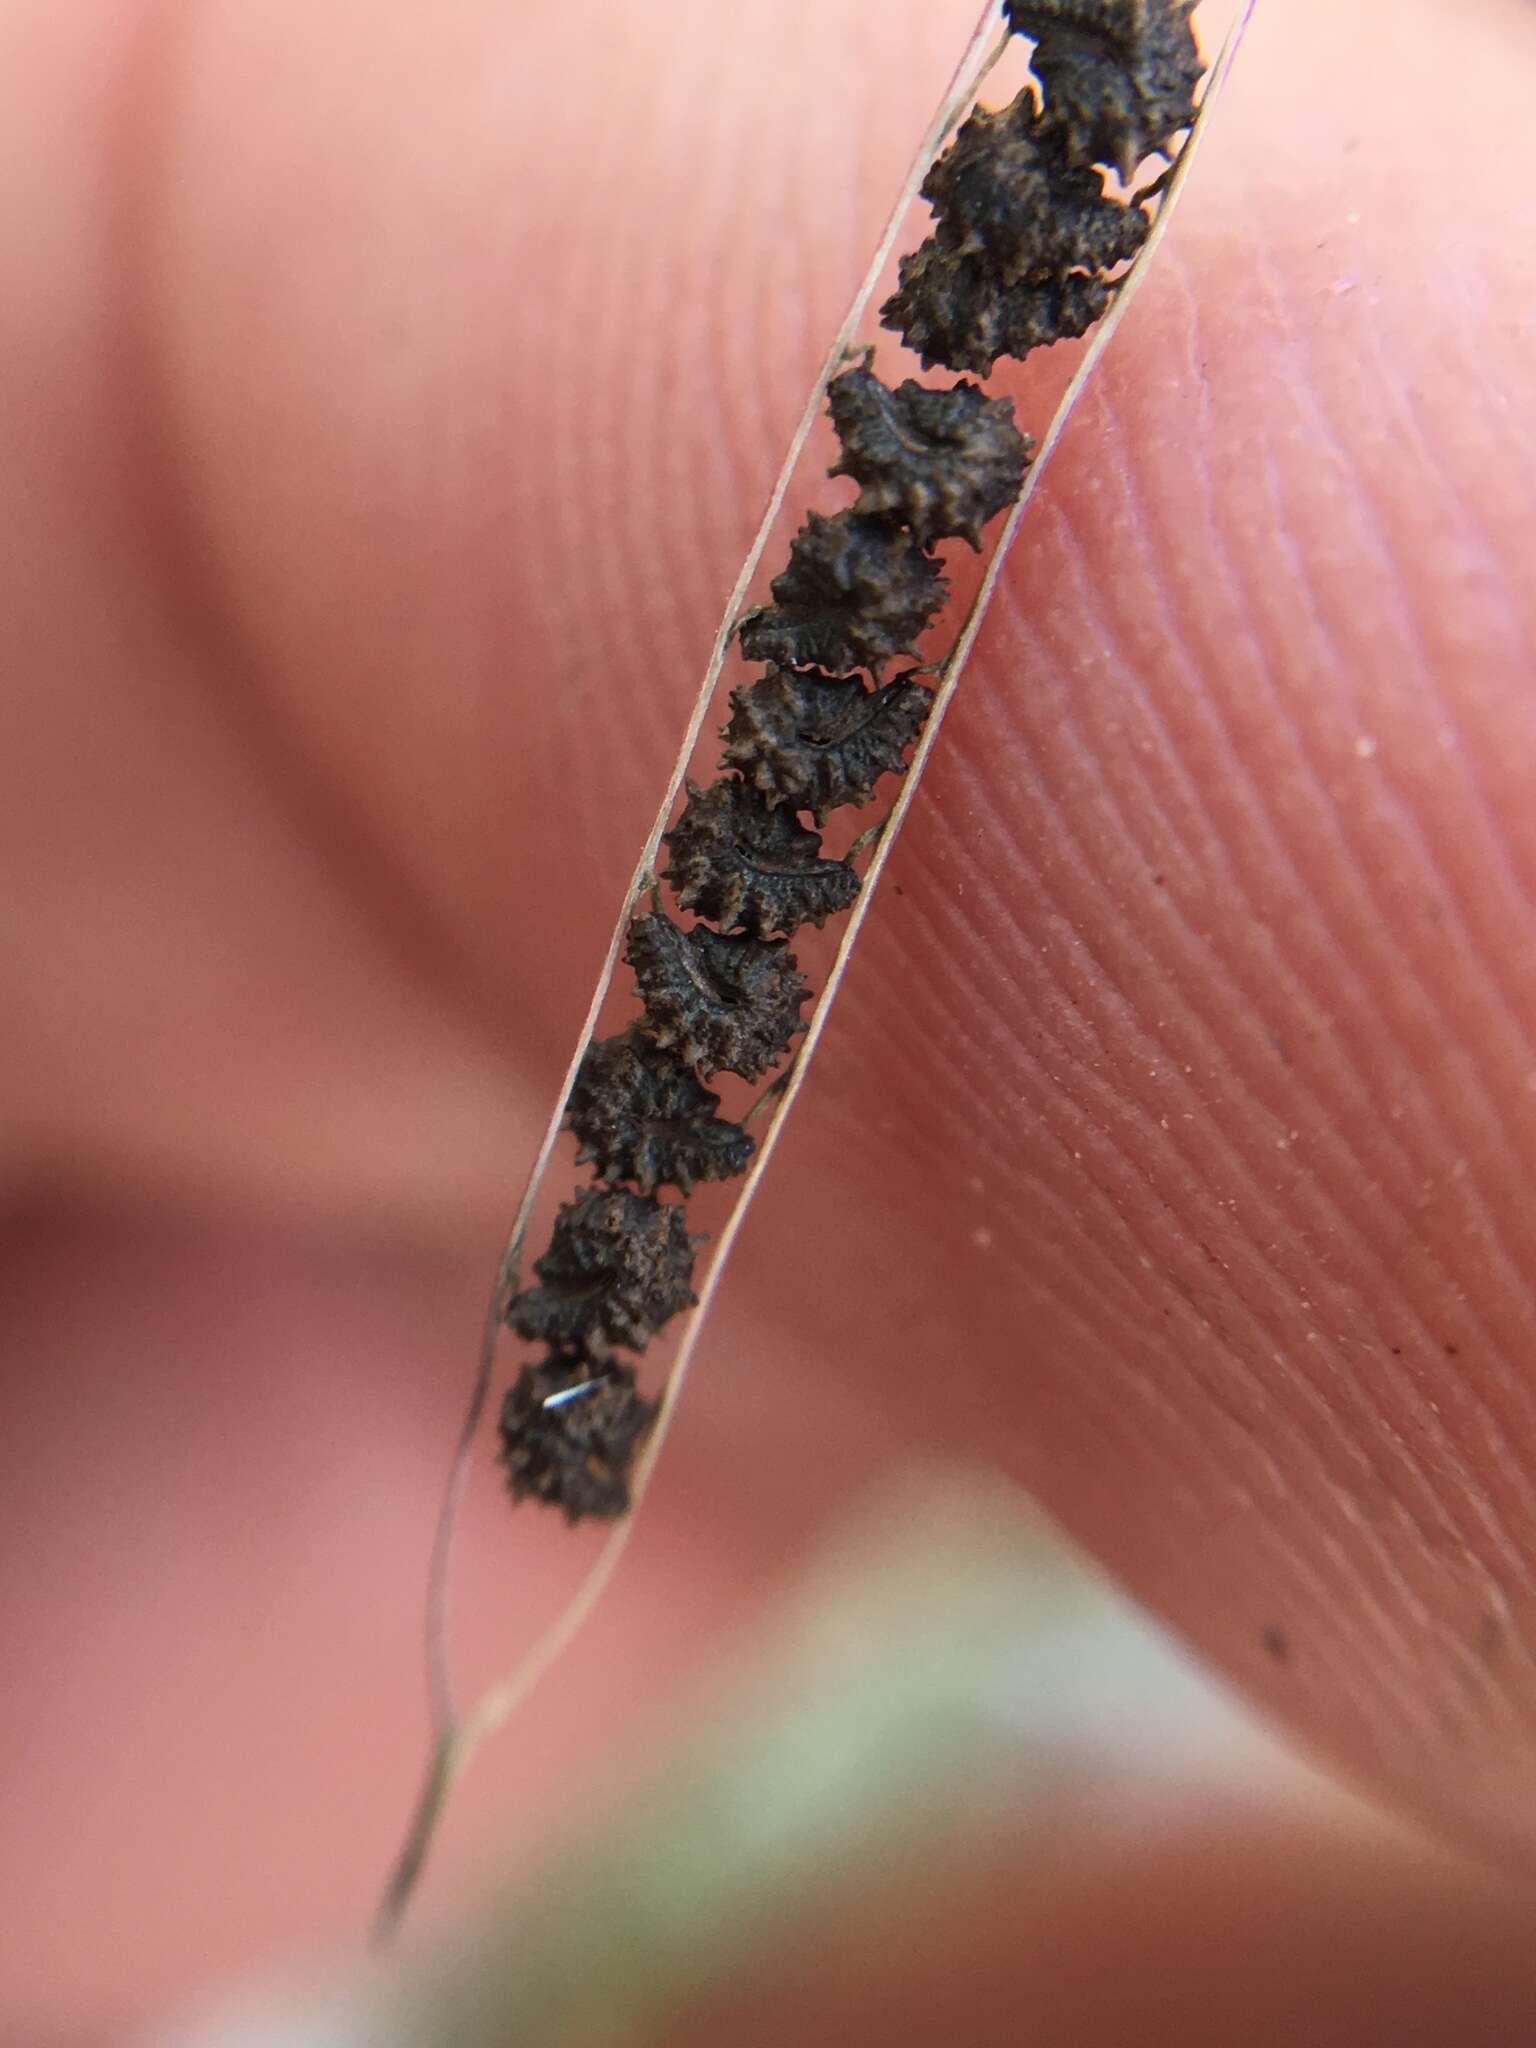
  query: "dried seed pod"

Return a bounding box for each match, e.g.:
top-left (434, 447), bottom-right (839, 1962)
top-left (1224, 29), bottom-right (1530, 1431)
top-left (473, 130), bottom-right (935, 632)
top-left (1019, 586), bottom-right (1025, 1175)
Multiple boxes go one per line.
top-left (664, 777), bottom-right (860, 938)
top-left (827, 364), bottom-right (1031, 550)
top-left (507, 1186), bottom-right (698, 1351)
top-left (921, 90), bottom-right (1151, 284)
top-left (1004, 0), bottom-right (1203, 178)
top-left (736, 510), bottom-right (947, 676)
top-left (721, 666), bottom-right (935, 823)
top-left (566, 1026), bottom-right (754, 1194)
top-left (625, 910), bottom-right (809, 1081)
top-left (498, 1353), bottom-right (655, 1523)
top-left (882, 239), bottom-right (1116, 377)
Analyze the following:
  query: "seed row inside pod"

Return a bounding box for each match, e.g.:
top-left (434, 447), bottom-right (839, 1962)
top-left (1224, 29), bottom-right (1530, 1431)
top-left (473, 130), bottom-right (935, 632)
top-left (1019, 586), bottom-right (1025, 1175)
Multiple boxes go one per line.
top-left (499, 0), bottom-right (1205, 1523)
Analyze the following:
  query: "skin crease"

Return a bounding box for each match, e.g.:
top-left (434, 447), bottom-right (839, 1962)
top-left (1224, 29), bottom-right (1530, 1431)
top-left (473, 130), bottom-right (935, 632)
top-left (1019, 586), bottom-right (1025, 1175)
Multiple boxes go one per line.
top-left (1, 0), bottom-right (1535, 2037)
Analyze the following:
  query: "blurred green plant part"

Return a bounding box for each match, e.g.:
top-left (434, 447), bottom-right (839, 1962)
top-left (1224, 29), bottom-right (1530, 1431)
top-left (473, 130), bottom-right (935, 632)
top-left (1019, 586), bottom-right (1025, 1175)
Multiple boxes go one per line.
top-left (176, 1475), bottom-right (1279, 2048)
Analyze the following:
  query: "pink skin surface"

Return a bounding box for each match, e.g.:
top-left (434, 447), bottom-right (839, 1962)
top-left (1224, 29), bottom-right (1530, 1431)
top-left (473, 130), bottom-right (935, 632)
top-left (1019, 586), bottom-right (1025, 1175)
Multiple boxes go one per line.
top-left (2, 0), bottom-right (1535, 2038)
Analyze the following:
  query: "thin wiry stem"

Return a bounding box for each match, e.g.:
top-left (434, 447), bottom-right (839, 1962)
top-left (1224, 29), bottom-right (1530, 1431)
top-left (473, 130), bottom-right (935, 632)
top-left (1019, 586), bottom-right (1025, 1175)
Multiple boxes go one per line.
top-left (742, 1070), bottom-right (794, 1131)
top-left (373, 1731), bottom-right (456, 1943)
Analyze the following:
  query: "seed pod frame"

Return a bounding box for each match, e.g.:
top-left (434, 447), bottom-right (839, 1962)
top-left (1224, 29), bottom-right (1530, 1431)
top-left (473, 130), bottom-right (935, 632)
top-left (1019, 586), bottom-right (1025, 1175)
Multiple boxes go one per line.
top-left (381, 0), bottom-right (1248, 1939)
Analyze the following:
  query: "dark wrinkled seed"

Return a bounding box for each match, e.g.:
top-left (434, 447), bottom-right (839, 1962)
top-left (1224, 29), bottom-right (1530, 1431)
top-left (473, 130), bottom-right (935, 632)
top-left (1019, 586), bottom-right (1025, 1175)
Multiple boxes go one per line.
top-left (507, 1185), bottom-right (699, 1352)
top-left (626, 910), bottom-right (810, 1083)
top-left (499, 1354), bottom-right (656, 1523)
top-left (566, 1026), bottom-right (754, 1195)
top-left (665, 776), bottom-right (860, 938)
top-left (1004, 0), bottom-right (1203, 179)
top-left (721, 666), bottom-right (935, 824)
top-left (828, 365), bottom-right (1031, 550)
top-left (737, 510), bottom-right (947, 676)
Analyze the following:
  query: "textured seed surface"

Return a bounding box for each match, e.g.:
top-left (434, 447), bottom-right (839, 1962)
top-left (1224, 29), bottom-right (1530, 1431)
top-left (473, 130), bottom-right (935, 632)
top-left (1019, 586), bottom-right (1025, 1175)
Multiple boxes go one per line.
top-left (665, 776), bottom-right (860, 938)
top-left (507, 1185), bottom-right (699, 1350)
top-left (737, 510), bottom-right (947, 675)
top-left (882, 67), bottom-right (1159, 377)
top-left (921, 90), bottom-right (1150, 283)
top-left (498, 1354), bottom-right (655, 1523)
top-left (566, 1026), bottom-right (754, 1194)
top-left (883, 241), bottom-right (1115, 376)
top-left (626, 910), bottom-right (810, 1081)
top-left (1004, 0), bottom-right (1203, 177)
top-left (828, 365), bottom-right (1031, 550)
top-left (722, 666), bottom-right (935, 823)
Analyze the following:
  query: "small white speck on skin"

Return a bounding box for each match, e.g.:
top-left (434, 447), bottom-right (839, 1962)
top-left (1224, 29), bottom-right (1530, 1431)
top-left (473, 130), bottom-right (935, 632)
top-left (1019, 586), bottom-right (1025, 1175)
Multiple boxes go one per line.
top-left (972, 1226), bottom-right (995, 1252)
top-left (1354, 734), bottom-right (1378, 759)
